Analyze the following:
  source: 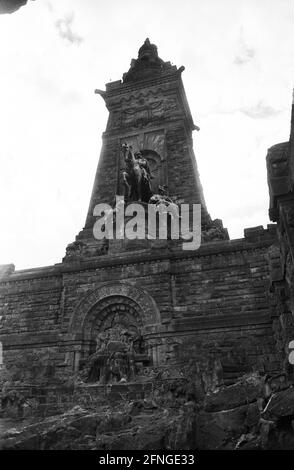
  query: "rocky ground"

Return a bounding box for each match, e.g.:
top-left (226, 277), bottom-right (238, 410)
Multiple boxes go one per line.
top-left (0, 403), bottom-right (195, 450)
top-left (1, 370), bottom-right (294, 450)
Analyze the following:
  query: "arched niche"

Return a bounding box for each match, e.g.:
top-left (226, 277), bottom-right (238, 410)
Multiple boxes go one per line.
top-left (118, 130), bottom-right (167, 196)
top-left (83, 294), bottom-right (144, 356)
top-left (66, 283), bottom-right (161, 370)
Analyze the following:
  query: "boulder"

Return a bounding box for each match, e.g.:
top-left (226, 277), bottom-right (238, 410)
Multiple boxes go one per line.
top-left (196, 405), bottom-right (249, 449)
top-left (262, 387), bottom-right (294, 421)
top-left (204, 373), bottom-right (264, 412)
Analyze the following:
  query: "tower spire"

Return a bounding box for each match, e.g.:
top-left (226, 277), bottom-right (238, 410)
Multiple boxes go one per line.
top-left (122, 38), bottom-right (169, 83)
top-left (138, 38), bottom-right (158, 59)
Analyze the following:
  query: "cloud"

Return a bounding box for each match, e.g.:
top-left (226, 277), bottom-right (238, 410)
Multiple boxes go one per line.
top-left (234, 47), bottom-right (255, 65)
top-left (233, 31), bottom-right (255, 65)
top-left (240, 101), bottom-right (282, 119)
top-left (55, 12), bottom-right (82, 45)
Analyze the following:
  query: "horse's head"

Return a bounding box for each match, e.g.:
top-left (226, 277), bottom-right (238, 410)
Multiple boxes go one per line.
top-left (121, 142), bottom-right (128, 153)
top-left (122, 145), bottom-right (136, 166)
top-left (122, 143), bottom-right (133, 155)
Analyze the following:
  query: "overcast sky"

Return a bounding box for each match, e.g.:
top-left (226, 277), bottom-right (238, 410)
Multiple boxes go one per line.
top-left (0, 0), bottom-right (293, 270)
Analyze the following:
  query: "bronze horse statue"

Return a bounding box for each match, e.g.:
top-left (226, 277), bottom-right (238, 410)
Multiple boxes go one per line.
top-left (121, 143), bottom-right (152, 202)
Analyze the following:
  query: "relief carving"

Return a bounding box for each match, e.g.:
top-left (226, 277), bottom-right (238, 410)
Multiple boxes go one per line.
top-left (64, 239), bottom-right (109, 261)
top-left (109, 92), bottom-right (179, 130)
top-left (84, 317), bottom-right (149, 384)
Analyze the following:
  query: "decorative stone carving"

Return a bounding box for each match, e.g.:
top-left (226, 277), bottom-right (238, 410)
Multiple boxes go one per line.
top-left (73, 289), bottom-right (159, 383)
top-left (68, 285), bottom-right (161, 344)
top-left (84, 319), bottom-right (148, 384)
top-left (201, 219), bottom-right (229, 242)
top-left (107, 91), bottom-right (181, 132)
top-left (0, 264), bottom-right (15, 279)
top-left (64, 238), bottom-right (109, 261)
top-left (120, 131), bottom-right (165, 157)
top-left (149, 185), bottom-right (182, 209)
top-left (65, 240), bottom-right (85, 258)
top-left (121, 101), bottom-right (165, 129)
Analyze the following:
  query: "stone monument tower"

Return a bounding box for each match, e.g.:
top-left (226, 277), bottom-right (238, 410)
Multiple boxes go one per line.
top-left (66, 38), bottom-right (228, 260)
top-left (0, 40), bottom-right (281, 390)
top-left (85, 39), bottom-right (208, 229)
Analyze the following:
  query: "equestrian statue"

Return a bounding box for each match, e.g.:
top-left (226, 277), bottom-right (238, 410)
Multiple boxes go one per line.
top-left (121, 143), bottom-right (153, 202)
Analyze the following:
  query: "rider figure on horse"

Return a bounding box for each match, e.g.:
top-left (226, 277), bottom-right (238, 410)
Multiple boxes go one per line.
top-left (121, 143), bottom-right (153, 202)
top-left (134, 151), bottom-right (153, 194)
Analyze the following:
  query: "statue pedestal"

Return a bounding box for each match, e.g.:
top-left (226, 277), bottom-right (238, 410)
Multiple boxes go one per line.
top-left (108, 201), bottom-right (182, 254)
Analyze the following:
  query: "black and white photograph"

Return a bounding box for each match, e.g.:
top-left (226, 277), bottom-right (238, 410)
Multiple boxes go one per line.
top-left (0, 0), bottom-right (294, 458)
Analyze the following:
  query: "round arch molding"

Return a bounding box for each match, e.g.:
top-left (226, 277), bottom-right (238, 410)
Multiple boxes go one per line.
top-left (68, 282), bottom-right (161, 341)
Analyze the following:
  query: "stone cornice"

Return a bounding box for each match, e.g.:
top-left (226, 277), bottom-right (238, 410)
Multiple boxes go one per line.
top-left (144, 311), bottom-right (272, 340)
top-left (102, 70), bottom-right (182, 99)
top-left (0, 234), bottom-right (275, 285)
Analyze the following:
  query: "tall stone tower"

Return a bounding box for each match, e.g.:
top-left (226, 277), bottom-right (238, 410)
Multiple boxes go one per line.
top-left (74, 38), bottom-right (224, 252)
top-left (0, 40), bottom-right (281, 397)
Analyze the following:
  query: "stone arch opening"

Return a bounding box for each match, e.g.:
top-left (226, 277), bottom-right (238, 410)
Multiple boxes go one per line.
top-left (68, 283), bottom-right (160, 338)
top-left (80, 294), bottom-right (151, 383)
top-left (66, 283), bottom-right (161, 374)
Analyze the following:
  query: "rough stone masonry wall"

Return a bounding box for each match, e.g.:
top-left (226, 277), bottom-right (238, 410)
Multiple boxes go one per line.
top-left (143, 228), bottom-right (281, 379)
top-left (0, 269), bottom-right (63, 380)
top-left (165, 126), bottom-right (206, 208)
top-left (0, 225), bottom-right (281, 383)
top-left (265, 103), bottom-right (294, 377)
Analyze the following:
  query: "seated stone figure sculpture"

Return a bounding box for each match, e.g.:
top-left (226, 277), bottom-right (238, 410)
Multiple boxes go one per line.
top-left (86, 324), bottom-right (139, 384)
